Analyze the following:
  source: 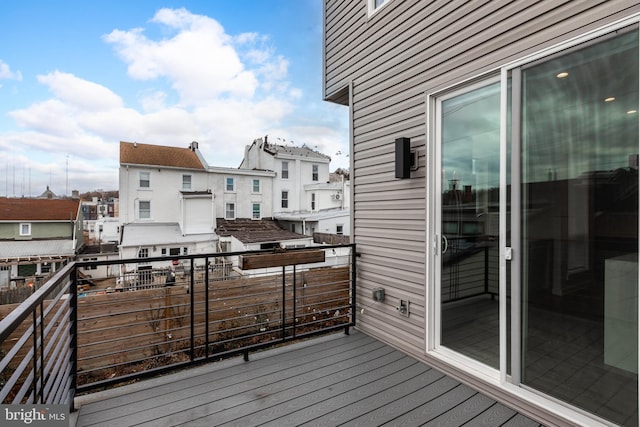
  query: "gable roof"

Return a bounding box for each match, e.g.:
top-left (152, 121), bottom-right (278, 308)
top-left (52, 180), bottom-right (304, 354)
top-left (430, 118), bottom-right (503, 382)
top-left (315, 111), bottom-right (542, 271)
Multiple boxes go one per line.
top-left (216, 218), bottom-right (309, 244)
top-left (0, 198), bottom-right (81, 221)
top-left (120, 141), bottom-right (206, 170)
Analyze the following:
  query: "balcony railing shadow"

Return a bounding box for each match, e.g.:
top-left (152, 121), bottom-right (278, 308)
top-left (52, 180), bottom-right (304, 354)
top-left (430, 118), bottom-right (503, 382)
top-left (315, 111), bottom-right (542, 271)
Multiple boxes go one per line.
top-left (0, 244), bottom-right (356, 413)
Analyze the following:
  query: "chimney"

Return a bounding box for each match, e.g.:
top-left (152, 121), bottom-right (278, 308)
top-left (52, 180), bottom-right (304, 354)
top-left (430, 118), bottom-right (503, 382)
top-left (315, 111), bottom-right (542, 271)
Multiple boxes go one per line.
top-left (190, 141), bottom-right (199, 151)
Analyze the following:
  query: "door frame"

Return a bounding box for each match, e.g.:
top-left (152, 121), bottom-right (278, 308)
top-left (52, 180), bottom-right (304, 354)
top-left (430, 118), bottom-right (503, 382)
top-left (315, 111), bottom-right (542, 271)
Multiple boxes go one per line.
top-left (425, 13), bottom-right (640, 426)
top-left (426, 75), bottom-right (502, 381)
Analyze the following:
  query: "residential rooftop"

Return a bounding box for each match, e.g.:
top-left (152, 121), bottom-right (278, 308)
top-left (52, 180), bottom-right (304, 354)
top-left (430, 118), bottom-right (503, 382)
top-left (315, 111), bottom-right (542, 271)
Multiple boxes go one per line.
top-left (0, 197), bottom-right (81, 221)
top-left (120, 141), bottom-right (206, 170)
top-left (215, 218), bottom-right (308, 244)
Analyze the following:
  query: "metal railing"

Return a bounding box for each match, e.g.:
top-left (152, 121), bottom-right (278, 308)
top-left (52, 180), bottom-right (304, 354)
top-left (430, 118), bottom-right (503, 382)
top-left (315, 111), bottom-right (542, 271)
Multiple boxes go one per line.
top-left (0, 244), bottom-right (356, 411)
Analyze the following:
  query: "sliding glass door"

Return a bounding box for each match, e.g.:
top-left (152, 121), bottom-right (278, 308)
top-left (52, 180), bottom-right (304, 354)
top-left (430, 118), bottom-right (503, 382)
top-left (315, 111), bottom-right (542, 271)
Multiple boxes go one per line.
top-left (517, 29), bottom-right (639, 425)
top-left (434, 25), bottom-right (639, 426)
top-left (437, 81), bottom-right (501, 370)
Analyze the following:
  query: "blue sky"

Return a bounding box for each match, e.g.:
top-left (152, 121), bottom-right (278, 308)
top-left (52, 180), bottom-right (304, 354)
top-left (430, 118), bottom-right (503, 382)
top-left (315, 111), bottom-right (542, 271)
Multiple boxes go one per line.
top-left (0, 1), bottom-right (349, 196)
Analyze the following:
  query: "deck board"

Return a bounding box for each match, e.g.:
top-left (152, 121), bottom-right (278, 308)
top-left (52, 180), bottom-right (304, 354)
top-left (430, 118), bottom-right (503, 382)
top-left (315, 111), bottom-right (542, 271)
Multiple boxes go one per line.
top-left (74, 330), bottom-right (544, 427)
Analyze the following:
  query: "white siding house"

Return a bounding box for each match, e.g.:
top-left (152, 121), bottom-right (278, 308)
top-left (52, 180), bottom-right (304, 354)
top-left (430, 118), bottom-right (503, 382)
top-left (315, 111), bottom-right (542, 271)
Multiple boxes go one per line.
top-left (240, 137), bottom-right (332, 214)
top-left (207, 166), bottom-right (275, 221)
top-left (119, 141), bottom-right (217, 258)
top-left (240, 137), bottom-right (351, 237)
top-left (119, 139), bottom-right (348, 259)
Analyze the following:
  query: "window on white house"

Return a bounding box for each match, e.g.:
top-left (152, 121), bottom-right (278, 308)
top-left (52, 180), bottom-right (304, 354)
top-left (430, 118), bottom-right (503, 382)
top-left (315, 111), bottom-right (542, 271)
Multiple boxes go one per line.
top-left (282, 161), bottom-right (289, 179)
top-left (312, 164), bottom-right (319, 181)
top-left (19, 223), bottom-right (31, 236)
top-left (252, 179), bottom-right (260, 193)
top-left (282, 191), bottom-right (289, 208)
top-left (252, 203), bottom-right (261, 219)
top-left (139, 171), bottom-right (150, 188)
top-left (311, 193), bottom-right (316, 211)
top-left (182, 174), bottom-right (192, 190)
top-left (336, 225), bottom-right (344, 235)
top-left (138, 248), bottom-right (149, 258)
top-left (226, 177), bottom-right (235, 192)
top-left (138, 201), bottom-right (151, 219)
top-left (225, 203), bottom-right (235, 219)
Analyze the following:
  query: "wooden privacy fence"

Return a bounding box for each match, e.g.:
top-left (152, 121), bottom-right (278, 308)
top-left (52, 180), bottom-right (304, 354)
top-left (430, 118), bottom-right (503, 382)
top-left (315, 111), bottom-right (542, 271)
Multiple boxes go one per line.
top-left (75, 265), bottom-right (351, 386)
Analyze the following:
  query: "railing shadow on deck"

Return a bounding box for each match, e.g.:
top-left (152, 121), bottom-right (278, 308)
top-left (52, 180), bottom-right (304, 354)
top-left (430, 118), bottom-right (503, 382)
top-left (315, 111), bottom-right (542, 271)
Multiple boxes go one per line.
top-left (0, 244), bottom-right (357, 413)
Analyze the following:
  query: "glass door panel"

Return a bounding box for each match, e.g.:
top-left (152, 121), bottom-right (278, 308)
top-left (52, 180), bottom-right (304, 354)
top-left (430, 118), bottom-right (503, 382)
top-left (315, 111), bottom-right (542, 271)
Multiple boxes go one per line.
top-left (439, 82), bottom-right (501, 368)
top-left (519, 30), bottom-right (638, 426)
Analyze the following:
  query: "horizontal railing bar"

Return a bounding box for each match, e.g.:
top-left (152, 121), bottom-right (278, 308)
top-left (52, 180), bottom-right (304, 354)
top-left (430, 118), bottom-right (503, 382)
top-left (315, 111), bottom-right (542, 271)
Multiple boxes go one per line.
top-left (42, 327), bottom-right (71, 389)
top-left (43, 339), bottom-right (71, 403)
top-left (76, 313), bottom-right (190, 337)
top-left (1, 339), bottom-right (37, 402)
top-left (76, 302), bottom-right (187, 322)
top-left (13, 359), bottom-right (35, 404)
top-left (0, 263), bottom-right (74, 344)
top-left (50, 362), bottom-right (72, 404)
top-left (41, 306), bottom-right (71, 360)
top-left (0, 320), bottom-right (35, 373)
top-left (41, 283), bottom-right (70, 321)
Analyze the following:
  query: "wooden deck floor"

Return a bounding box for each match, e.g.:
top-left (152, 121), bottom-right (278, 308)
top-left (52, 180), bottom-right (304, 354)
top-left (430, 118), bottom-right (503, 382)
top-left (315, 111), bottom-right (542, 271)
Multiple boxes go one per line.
top-left (73, 330), bottom-right (544, 427)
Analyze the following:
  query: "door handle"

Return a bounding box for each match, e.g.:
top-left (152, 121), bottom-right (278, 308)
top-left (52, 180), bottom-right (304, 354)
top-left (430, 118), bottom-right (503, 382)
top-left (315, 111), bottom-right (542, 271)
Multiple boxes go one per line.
top-left (442, 235), bottom-right (449, 254)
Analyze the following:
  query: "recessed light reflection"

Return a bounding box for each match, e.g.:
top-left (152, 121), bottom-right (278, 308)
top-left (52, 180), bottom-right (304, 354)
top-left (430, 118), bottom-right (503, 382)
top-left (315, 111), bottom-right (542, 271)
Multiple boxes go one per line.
top-left (556, 72), bottom-right (569, 78)
top-left (628, 110), bottom-right (637, 114)
top-left (604, 97), bottom-right (616, 102)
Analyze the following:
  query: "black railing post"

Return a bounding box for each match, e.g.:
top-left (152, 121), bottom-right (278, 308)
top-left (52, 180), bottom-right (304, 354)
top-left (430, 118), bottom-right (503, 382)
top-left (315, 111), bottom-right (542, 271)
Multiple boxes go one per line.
top-left (70, 265), bottom-right (78, 412)
top-left (38, 300), bottom-right (44, 403)
top-left (190, 258), bottom-right (195, 361)
top-left (205, 256), bottom-right (210, 359)
top-left (31, 308), bottom-right (38, 403)
top-left (292, 265), bottom-right (297, 339)
top-left (281, 266), bottom-right (286, 340)
top-left (349, 244), bottom-right (357, 333)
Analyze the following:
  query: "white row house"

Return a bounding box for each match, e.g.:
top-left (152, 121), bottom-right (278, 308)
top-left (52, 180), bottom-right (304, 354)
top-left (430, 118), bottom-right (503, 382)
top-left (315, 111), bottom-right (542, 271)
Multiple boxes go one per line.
top-left (241, 137), bottom-right (350, 236)
top-left (118, 138), bottom-right (349, 260)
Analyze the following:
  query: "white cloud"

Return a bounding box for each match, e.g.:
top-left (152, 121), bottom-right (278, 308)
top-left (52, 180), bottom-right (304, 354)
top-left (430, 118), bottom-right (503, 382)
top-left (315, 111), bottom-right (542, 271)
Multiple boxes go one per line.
top-left (37, 71), bottom-right (123, 111)
top-left (0, 60), bottom-right (22, 81)
top-left (139, 90), bottom-right (167, 112)
top-left (104, 8), bottom-right (266, 105)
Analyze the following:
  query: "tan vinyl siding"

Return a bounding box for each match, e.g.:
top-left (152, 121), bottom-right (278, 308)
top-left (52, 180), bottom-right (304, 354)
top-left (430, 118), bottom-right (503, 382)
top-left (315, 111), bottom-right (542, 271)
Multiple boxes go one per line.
top-left (325, 0), bottom-right (640, 359)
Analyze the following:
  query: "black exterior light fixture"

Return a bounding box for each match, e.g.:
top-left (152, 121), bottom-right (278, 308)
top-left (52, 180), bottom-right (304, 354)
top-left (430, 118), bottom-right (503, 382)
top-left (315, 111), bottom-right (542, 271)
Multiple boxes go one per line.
top-left (395, 137), bottom-right (412, 179)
